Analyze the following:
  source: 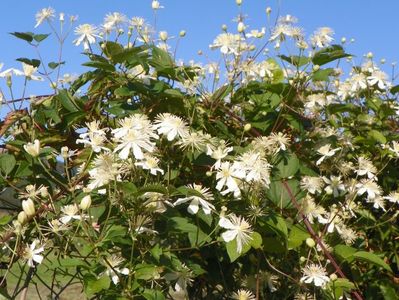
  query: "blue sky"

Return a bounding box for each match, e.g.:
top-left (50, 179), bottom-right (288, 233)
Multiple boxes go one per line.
top-left (0, 0), bottom-right (398, 107)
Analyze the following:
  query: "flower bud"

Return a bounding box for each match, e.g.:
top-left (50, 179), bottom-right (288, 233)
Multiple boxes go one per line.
top-left (22, 199), bottom-right (35, 217)
top-left (306, 238), bottom-right (316, 248)
top-left (59, 13), bottom-right (65, 22)
top-left (330, 273), bottom-right (338, 281)
top-left (266, 7), bottom-right (272, 15)
top-left (249, 44), bottom-right (256, 51)
top-left (237, 22), bottom-right (245, 33)
top-left (205, 171), bottom-right (212, 177)
top-left (313, 65), bottom-right (320, 71)
top-left (244, 123), bottom-right (252, 132)
top-left (341, 37), bottom-right (346, 44)
top-left (300, 256), bottom-right (306, 263)
top-left (380, 58), bottom-right (386, 64)
top-left (221, 24), bottom-right (227, 32)
top-left (236, 0), bottom-right (242, 5)
top-left (80, 195), bottom-right (92, 210)
top-left (23, 139), bottom-right (41, 157)
top-left (159, 31), bottom-right (168, 41)
top-left (179, 30), bottom-right (186, 37)
top-left (366, 52), bottom-right (373, 59)
top-left (152, 0), bottom-right (160, 10)
top-left (61, 146), bottom-right (69, 159)
top-left (18, 211), bottom-right (28, 225)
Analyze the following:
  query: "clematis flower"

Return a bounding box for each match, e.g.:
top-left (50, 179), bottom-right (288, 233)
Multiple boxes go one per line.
top-left (316, 144), bottom-right (340, 165)
top-left (23, 240), bottom-right (45, 267)
top-left (300, 263), bottom-right (330, 287)
top-left (174, 184), bottom-right (215, 215)
top-left (73, 24), bottom-right (100, 51)
top-left (219, 214), bottom-right (253, 253)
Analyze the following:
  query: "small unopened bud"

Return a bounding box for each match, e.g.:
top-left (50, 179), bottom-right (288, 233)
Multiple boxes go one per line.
top-left (80, 195), bottom-right (92, 210)
top-left (380, 58), bottom-right (386, 64)
top-left (237, 21), bottom-right (245, 33)
top-left (222, 24), bottom-right (228, 32)
top-left (59, 13), bottom-right (65, 22)
top-left (350, 38), bottom-right (355, 43)
top-left (152, 0), bottom-right (160, 10)
top-left (306, 238), bottom-right (316, 248)
top-left (249, 44), bottom-right (256, 51)
top-left (179, 30), bottom-right (186, 37)
top-left (18, 211), bottom-right (28, 225)
top-left (6, 76), bottom-right (12, 88)
top-left (197, 50), bottom-right (203, 55)
top-left (330, 273), bottom-right (338, 281)
top-left (118, 28), bottom-right (124, 35)
top-left (266, 7), bottom-right (272, 15)
top-left (341, 37), bottom-right (346, 44)
top-left (61, 146), bottom-right (69, 159)
top-left (159, 31), bottom-right (168, 41)
top-left (236, 0), bottom-right (242, 5)
top-left (50, 82), bottom-right (58, 90)
top-left (300, 256), bottom-right (306, 263)
top-left (313, 65), bottom-right (320, 71)
top-left (205, 171), bottom-right (212, 177)
top-left (40, 186), bottom-right (49, 198)
top-left (244, 123), bottom-right (252, 132)
top-left (23, 139), bottom-right (41, 157)
top-left (366, 52), bottom-right (373, 59)
top-left (22, 199), bottom-right (35, 217)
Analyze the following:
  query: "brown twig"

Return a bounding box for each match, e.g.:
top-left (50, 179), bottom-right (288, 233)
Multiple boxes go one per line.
top-left (282, 181), bottom-right (364, 300)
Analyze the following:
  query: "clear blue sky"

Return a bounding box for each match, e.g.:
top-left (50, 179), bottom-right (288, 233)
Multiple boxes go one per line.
top-left (0, 0), bottom-right (398, 104)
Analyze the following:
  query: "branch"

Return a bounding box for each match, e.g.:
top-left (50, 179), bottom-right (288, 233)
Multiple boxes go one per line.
top-left (282, 181), bottom-right (364, 300)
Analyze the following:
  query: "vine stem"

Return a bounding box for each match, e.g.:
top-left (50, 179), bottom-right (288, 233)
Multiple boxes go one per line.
top-left (282, 181), bottom-right (364, 300)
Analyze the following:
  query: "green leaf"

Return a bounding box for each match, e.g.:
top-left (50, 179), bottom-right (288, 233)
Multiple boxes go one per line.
top-left (33, 33), bottom-right (50, 42)
top-left (312, 68), bottom-right (334, 81)
top-left (48, 61), bottom-right (65, 69)
top-left (226, 238), bottom-right (251, 262)
top-left (16, 58), bottom-right (41, 67)
top-left (84, 274), bottom-right (110, 297)
top-left (101, 41), bottom-right (124, 61)
top-left (114, 87), bottom-right (133, 97)
top-left (312, 45), bottom-right (352, 66)
top-left (353, 251), bottom-right (392, 273)
top-left (0, 154), bottom-right (16, 175)
top-left (142, 289), bottom-right (165, 300)
top-left (82, 61), bottom-right (116, 72)
top-left (368, 129), bottom-right (387, 144)
top-left (279, 55), bottom-right (310, 67)
top-left (250, 232), bottom-right (262, 249)
top-left (134, 264), bottom-right (160, 280)
top-left (0, 215), bottom-right (13, 225)
top-left (265, 179), bottom-right (301, 209)
top-left (334, 244), bottom-right (356, 262)
top-left (56, 89), bottom-right (80, 112)
top-left (275, 152), bottom-right (300, 179)
top-left (10, 31), bottom-right (34, 43)
top-left (288, 224), bottom-right (310, 249)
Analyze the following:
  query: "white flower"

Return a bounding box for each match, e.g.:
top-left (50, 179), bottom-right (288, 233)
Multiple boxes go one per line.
top-left (269, 132), bottom-right (290, 152)
top-left (355, 157), bottom-right (377, 179)
top-left (219, 214), bottom-right (253, 253)
top-left (35, 7), bottom-right (55, 28)
top-left (300, 263), bottom-right (330, 287)
top-left (310, 27), bottom-right (334, 48)
top-left (112, 114), bottom-right (157, 139)
top-left (174, 184), bottom-right (215, 215)
top-left (383, 191), bottom-right (399, 204)
top-left (236, 151), bottom-right (271, 186)
top-left (231, 289), bottom-right (256, 300)
top-left (356, 179), bottom-right (382, 200)
top-left (103, 255), bottom-right (129, 285)
top-left (76, 133), bottom-right (109, 153)
top-left (350, 73), bottom-right (368, 92)
top-left (300, 176), bottom-right (324, 194)
top-left (103, 12), bottom-right (127, 29)
top-left (154, 113), bottom-right (189, 141)
top-left (323, 175), bottom-right (346, 197)
top-left (74, 24), bottom-right (100, 50)
top-left (316, 144), bottom-right (340, 165)
top-left (88, 153), bottom-right (122, 192)
top-left (367, 70), bottom-right (389, 89)
top-left (114, 129), bottom-right (156, 160)
top-left (135, 154), bottom-right (164, 175)
top-left (210, 33), bottom-right (244, 55)
top-left (60, 204), bottom-right (81, 224)
top-left (22, 199), bottom-right (36, 217)
top-left (151, 0), bottom-right (163, 10)
top-left (216, 162), bottom-right (244, 198)
top-left (206, 143), bottom-right (233, 169)
top-left (387, 141), bottom-right (399, 157)
top-left (178, 131), bottom-right (207, 152)
top-left (23, 240), bottom-right (45, 267)
top-left (301, 195), bottom-right (328, 224)
top-left (20, 63), bottom-right (42, 81)
top-left (24, 139), bottom-right (41, 157)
